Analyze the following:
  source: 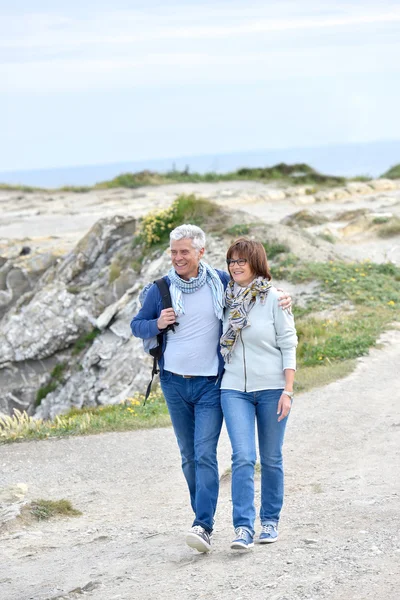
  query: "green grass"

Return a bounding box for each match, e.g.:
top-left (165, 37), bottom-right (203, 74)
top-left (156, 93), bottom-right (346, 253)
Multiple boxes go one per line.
top-left (26, 499), bottom-right (82, 520)
top-left (0, 392), bottom-right (170, 444)
top-left (35, 362), bottom-right (67, 406)
top-left (376, 217), bottom-right (400, 238)
top-left (71, 328), bottom-right (101, 355)
top-left (0, 162), bottom-right (350, 193)
top-left (224, 224), bottom-right (252, 237)
top-left (263, 240), bottom-right (290, 259)
top-left (295, 360), bottom-right (356, 392)
top-left (109, 261), bottom-right (122, 283)
top-left (284, 260), bottom-right (400, 368)
top-left (381, 163), bottom-right (400, 179)
top-left (317, 232), bottom-right (336, 244)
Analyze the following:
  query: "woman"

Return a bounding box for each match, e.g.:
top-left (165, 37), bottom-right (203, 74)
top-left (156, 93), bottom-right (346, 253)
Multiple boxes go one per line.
top-left (220, 238), bottom-right (297, 550)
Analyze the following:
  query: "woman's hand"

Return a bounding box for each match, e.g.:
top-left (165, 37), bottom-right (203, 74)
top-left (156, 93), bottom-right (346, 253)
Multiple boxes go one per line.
top-left (277, 392), bottom-right (292, 422)
top-left (276, 288), bottom-right (292, 311)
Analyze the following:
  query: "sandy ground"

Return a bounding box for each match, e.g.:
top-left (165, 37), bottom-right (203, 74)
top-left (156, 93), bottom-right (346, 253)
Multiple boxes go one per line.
top-left (1, 329), bottom-right (399, 600)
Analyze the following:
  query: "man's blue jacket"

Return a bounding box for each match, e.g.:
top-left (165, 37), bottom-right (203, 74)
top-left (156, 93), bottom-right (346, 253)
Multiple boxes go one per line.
top-left (130, 270), bottom-right (230, 376)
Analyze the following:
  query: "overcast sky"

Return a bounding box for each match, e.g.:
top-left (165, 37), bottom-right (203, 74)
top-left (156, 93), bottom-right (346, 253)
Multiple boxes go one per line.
top-left (1, 0), bottom-right (400, 171)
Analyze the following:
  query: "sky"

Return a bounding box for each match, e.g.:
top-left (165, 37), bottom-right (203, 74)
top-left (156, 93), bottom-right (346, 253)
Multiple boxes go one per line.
top-left (1, 0), bottom-right (400, 172)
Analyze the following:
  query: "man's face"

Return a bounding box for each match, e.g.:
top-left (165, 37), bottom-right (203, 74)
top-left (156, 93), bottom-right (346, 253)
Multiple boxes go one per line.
top-left (170, 238), bottom-right (204, 280)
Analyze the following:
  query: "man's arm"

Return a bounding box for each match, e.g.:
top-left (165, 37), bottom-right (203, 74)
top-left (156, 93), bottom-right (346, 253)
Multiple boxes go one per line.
top-left (130, 284), bottom-right (163, 340)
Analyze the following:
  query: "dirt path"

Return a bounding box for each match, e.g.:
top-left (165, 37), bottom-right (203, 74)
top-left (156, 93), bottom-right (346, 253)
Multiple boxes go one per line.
top-left (1, 329), bottom-right (399, 600)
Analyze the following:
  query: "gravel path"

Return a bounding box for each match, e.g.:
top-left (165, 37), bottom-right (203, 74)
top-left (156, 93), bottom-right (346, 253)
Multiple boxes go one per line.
top-left (1, 329), bottom-right (400, 600)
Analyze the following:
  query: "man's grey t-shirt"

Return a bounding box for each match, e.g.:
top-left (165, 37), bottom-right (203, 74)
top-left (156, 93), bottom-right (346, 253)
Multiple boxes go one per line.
top-left (163, 284), bottom-right (220, 376)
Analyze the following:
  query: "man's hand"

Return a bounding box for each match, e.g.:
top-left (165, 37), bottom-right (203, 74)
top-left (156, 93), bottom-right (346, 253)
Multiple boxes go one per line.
top-left (276, 288), bottom-right (292, 311)
top-left (157, 308), bottom-right (177, 330)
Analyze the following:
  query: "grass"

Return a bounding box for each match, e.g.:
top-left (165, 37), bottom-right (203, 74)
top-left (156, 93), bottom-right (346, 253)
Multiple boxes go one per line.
top-left (71, 328), bottom-right (101, 355)
top-left (0, 162), bottom-right (351, 194)
top-left (36, 362), bottom-right (67, 406)
top-left (295, 360), bottom-right (356, 392)
top-left (285, 210), bottom-right (328, 227)
top-left (376, 217), bottom-right (400, 238)
top-left (26, 499), bottom-right (82, 520)
top-left (317, 232), bottom-right (336, 244)
top-left (284, 260), bottom-right (400, 368)
top-left (263, 240), bottom-right (290, 259)
top-left (0, 391), bottom-right (170, 444)
top-left (381, 163), bottom-right (400, 179)
top-left (109, 261), bottom-right (122, 283)
top-left (224, 224), bottom-right (252, 237)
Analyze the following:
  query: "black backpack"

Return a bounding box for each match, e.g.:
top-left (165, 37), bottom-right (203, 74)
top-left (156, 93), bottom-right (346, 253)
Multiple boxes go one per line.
top-left (144, 278), bottom-right (177, 403)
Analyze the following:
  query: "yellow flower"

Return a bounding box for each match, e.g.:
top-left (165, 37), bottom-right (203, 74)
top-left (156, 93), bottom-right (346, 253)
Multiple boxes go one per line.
top-left (387, 300), bottom-right (395, 306)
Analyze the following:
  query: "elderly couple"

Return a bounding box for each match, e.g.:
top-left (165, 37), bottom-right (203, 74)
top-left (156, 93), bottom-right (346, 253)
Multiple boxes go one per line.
top-left (131, 224), bottom-right (297, 552)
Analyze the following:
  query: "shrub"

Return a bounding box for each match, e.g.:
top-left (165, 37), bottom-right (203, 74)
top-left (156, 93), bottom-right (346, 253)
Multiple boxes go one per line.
top-left (139, 194), bottom-right (217, 247)
top-left (376, 217), bottom-right (400, 238)
top-left (381, 164), bottom-right (400, 179)
top-left (263, 241), bottom-right (290, 259)
top-left (28, 499), bottom-right (82, 520)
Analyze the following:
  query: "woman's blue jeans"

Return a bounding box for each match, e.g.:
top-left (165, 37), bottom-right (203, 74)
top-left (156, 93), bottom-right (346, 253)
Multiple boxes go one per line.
top-left (160, 371), bottom-right (223, 533)
top-left (221, 388), bottom-right (289, 536)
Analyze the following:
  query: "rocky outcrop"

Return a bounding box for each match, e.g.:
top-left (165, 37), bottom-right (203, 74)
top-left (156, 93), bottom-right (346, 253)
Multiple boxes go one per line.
top-left (0, 215), bottom-right (139, 416)
top-left (1, 177), bottom-right (399, 420)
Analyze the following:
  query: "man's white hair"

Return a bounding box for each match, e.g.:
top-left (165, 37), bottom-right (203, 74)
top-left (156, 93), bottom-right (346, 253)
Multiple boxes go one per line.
top-left (169, 224), bottom-right (206, 251)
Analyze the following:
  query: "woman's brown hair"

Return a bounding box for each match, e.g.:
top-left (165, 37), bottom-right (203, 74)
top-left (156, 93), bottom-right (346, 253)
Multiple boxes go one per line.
top-left (226, 237), bottom-right (271, 280)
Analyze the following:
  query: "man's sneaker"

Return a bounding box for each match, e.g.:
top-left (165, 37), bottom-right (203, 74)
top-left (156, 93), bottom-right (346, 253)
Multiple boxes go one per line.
top-left (230, 527), bottom-right (254, 550)
top-left (259, 522), bottom-right (279, 543)
top-left (185, 526), bottom-right (212, 553)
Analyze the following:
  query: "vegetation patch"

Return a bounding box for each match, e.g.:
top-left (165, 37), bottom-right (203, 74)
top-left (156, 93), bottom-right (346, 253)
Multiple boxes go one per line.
top-left (0, 391), bottom-right (170, 444)
top-left (376, 217), bottom-right (400, 238)
top-left (317, 232), bottom-right (336, 244)
top-left (1, 163), bottom-right (351, 193)
top-left (381, 163), bottom-right (400, 179)
top-left (283, 210), bottom-right (328, 227)
top-left (36, 362), bottom-right (67, 406)
top-left (26, 499), bottom-right (82, 520)
top-left (224, 224), bottom-right (252, 237)
top-left (263, 240), bottom-right (290, 259)
top-left (138, 194), bottom-right (218, 248)
top-left (283, 260), bottom-right (400, 369)
top-left (109, 260), bottom-right (122, 283)
top-left (336, 208), bottom-right (368, 221)
top-left (71, 328), bottom-right (101, 355)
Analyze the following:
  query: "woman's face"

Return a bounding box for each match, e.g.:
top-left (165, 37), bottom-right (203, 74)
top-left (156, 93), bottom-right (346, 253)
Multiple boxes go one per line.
top-left (228, 253), bottom-right (256, 287)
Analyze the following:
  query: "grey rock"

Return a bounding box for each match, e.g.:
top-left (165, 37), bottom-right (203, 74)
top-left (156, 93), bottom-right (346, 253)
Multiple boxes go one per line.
top-left (0, 283), bottom-right (96, 365)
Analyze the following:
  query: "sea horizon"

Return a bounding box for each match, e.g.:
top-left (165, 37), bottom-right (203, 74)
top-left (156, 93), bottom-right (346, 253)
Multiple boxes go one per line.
top-left (1, 139), bottom-right (400, 189)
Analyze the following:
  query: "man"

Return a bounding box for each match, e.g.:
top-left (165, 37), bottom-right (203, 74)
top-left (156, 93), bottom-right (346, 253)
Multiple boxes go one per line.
top-left (131, 224), bottom-right (291, 553)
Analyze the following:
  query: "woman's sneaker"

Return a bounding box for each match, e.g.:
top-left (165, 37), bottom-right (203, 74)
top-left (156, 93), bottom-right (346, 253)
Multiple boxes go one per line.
top-left (230, 527), bottom-right (254, 550)
top-left (185, 526), bottom-right (212, 553)
top-left (259, 522), bottom-right (278, 543)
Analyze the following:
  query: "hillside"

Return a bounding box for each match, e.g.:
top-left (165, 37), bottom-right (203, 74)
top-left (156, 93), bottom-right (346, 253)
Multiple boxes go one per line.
top-left (0, 177), bottom-right (399, 421)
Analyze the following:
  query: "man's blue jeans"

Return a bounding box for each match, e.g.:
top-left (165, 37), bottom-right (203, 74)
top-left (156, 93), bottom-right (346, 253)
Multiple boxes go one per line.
top-left (160, 371), bottom-right (223, 533)
top-left (221, 388), bottom-right (289, 536)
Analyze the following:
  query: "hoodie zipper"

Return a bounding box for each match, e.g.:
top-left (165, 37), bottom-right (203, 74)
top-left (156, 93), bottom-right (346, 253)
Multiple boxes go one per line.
top-left (240, 331), bottom-right (247, 392)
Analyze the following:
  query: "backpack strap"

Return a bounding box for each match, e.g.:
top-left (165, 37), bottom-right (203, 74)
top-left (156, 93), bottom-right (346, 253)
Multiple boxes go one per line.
top-left (144, 277), bottom-right (173, 404)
